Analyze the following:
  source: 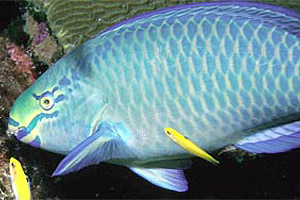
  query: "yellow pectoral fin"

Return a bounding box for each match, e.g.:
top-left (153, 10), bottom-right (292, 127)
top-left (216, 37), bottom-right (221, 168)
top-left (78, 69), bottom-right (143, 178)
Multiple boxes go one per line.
top-left (164, 128), bottom-right (220, 165)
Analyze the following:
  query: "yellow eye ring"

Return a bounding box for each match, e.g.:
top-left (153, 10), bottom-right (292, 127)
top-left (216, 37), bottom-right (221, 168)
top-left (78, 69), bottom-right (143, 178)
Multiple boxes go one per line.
top-left (40, 97), bottom-right (54, 110)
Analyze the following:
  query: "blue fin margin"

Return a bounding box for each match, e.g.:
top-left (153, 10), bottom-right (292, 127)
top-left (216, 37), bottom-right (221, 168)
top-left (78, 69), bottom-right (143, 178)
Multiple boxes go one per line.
top-left (235, 121), bottom-right (300, 153)
top-left (130, 167), bottom-right (188, 192)
top-left (97, 2), bottom-right (300, 38)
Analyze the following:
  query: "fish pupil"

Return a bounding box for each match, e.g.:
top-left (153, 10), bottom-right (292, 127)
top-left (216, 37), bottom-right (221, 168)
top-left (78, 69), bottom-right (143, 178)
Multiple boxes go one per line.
top-left (43, 99), bottom-right (50, 105)
top-left (11, 162), bottom-right (15, 168)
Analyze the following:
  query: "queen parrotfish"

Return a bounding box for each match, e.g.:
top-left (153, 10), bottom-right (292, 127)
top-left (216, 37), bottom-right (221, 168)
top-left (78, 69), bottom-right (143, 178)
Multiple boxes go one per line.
top-left (6, 2), bottom-right (300, 192)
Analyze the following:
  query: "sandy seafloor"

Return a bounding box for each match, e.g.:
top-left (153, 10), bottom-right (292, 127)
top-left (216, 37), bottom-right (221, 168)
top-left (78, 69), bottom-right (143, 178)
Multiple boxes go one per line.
top-left (2, 0), bottom-right (300, 199)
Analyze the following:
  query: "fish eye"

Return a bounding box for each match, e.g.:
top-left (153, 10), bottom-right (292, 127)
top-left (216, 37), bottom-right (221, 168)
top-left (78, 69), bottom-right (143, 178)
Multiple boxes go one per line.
top-left (167, 131), bottom-right (171, 135)
top-left (40, 96), bottom-right (54, 110)
top-left (11, 162), bottom-right (15, 168)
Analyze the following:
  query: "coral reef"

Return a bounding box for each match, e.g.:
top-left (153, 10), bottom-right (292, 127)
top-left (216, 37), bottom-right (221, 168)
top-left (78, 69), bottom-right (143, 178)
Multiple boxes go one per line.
top-left (0, 36), bottom-right (35, 130)
top-left (25, 14), bottom-right (62, 66)
top-left (3, 17), bottom-right (28, 47)
top-left (32, 22), bottom-right (48, 46)
top-left (27, 0), bottom-right (300, 52)
top-left (217, 145), bottom-right (260, 164)
top-left (6, 42), bottom-right (35, 85)
top-left (25, 0), bottom-right (213, 52)
top-left (0, 36), bottom-right (36, 199)
top-left (0, 137), bottom-right (14, 200)
top-left (1, 134), bottom-right (60, 200)
top-left (0, 5), bottom-right (60, 200)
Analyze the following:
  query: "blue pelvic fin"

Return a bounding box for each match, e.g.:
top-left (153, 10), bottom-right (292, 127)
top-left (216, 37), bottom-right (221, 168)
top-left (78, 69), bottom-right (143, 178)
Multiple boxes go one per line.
top-left (130, 167), bottom-right (188, 192)
top-left (235, 121), bottom-right (300, 153)
top-left (52, 121), bottom-right (137, 176)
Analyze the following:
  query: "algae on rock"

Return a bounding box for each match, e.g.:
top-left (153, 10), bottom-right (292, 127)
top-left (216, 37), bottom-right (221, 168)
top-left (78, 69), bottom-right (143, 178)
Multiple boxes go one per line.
top-left (24, 13), bottom-right (62, 65)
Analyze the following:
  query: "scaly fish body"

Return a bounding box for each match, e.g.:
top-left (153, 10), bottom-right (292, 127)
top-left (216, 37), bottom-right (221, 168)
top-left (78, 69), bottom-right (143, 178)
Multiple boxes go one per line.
top-left (7, 2), bottom-right (300, 191)
top-left (68, 2), bottom-right (300, 160)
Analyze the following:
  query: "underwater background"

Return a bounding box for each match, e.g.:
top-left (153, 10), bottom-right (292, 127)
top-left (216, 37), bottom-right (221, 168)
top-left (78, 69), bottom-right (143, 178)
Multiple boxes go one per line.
top-left (1, 0), bottom-right (300, 199)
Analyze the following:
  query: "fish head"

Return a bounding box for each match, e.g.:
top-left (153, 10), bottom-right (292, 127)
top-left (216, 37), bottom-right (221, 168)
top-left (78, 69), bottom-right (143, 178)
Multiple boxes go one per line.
top-left (9, 157), bottom-right (22, 181)
top-left (164, 127), bottom-right (180, 142)
top-left (7, 55), bottom-right (107, 154)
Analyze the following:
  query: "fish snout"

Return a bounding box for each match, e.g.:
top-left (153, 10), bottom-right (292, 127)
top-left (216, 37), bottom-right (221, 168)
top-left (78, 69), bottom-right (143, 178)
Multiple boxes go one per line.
top-left (6, 126), bottom-right (29, 141)
top-left (7, 117), bottom-right (29, 140)
top-left (6, 127), bottom-right (18, 137)
top-left (7, 117), bottom-right (20, 136)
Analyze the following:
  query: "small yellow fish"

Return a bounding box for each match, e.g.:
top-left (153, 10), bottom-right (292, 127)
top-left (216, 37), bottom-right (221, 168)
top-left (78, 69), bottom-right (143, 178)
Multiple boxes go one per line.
top-left (164, 128), bottom-right (220, 165)
top-left (9, 157), bottom-right (31, 200)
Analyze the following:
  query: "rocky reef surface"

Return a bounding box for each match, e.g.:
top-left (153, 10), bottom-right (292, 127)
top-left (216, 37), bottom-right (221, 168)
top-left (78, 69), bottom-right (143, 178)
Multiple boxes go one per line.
top-left (0, 35), bottom-right (54, 200)
top-left (27, 0), bottom-right (300, 53)
top-left (24, 14), bottom-right (62, 66)
top-left (0, 2), bottom-right (61, 199)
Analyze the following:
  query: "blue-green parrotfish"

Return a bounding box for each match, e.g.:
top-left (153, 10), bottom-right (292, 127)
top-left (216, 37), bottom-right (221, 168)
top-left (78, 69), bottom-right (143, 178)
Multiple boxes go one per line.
top-left (7, 2), bottom-right (300, 192)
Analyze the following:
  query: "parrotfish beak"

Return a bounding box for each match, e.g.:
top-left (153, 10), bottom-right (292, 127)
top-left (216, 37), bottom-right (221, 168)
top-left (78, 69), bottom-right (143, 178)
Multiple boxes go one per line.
top-left (7, 117), bottom-right (20, 137)
top-left (7, 90), bottom-right (39, 140)
top-left (7, 123), bottom-right (30, 142)
top-left (7, 112), bottom-right (31, 142)
top-left (8, 102), bottom-right (44, 148)
top-left (7, 119), bottom-right (41, 148)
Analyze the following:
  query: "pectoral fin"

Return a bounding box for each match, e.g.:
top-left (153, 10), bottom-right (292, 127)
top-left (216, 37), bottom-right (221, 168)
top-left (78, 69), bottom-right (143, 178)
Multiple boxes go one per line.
top-left (52, 121), bottom-right (137, 176)
top-left (130, 167), bottom-right (188, 192)
top-left (235, 121), bottom-right (300, 153)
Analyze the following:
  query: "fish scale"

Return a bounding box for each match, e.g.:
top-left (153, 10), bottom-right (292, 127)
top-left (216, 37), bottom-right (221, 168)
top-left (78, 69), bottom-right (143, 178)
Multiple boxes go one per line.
top-left (59, 4), bottom-right (299, 159)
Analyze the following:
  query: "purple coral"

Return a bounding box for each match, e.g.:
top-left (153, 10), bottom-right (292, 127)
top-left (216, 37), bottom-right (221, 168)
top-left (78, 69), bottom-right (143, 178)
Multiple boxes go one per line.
top-left (6, 42), bottom-right (35, 85)
top-left (32, 22), bottom-right (49, 46)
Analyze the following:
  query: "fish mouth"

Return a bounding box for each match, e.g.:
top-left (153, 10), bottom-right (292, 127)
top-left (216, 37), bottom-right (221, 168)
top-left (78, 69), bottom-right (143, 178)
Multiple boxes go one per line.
top-left (7, 127), bottom-right (30, 140)
top-left (6, 127), bottom-right (19, 137)
top-left (7, 117), bottom-right (21, 137)
top-left (7, 111), bottom-right (58, 142)
top-left (7, 118), bottom-right (29, 140)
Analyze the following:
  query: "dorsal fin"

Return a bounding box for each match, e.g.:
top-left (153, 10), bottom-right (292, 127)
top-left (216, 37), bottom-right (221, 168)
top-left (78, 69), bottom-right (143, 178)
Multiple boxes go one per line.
top-left (96, 2), bottom-right (300, 38)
